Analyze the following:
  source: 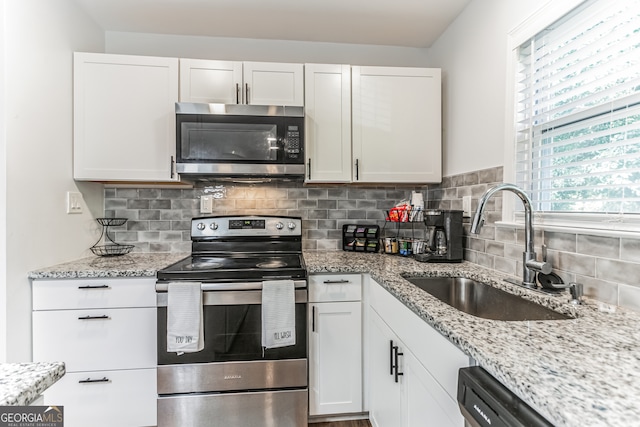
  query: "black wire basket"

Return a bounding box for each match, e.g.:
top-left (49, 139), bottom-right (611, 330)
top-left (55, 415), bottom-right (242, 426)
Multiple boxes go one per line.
top-left (90, 218), bottom-right (134, 257)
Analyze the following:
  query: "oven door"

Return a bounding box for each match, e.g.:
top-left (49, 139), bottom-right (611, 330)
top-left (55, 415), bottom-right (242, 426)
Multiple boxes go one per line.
top-left (156, 286), bottom-right (307, 366)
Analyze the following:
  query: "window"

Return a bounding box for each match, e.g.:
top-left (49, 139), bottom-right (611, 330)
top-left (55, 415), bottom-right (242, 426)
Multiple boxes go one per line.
top-left (514, 0), bottom-right (640, 220)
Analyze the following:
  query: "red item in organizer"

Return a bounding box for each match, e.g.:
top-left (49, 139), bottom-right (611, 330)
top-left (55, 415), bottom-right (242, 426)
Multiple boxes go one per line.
top-left (387, 206), bottom-right (409, 222)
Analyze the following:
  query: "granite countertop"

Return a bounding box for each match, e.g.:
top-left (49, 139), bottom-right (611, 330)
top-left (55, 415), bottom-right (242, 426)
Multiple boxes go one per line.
top-left (28, 251), bottom-right (640, 426)
top-left (28, 253), bottom-right (189, 279)
top-left (0, 362), bottom-right (65, 406)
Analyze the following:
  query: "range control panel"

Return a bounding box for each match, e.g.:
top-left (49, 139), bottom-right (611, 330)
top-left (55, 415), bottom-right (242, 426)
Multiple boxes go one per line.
top-left (192, 216), bottom-right (301, 238)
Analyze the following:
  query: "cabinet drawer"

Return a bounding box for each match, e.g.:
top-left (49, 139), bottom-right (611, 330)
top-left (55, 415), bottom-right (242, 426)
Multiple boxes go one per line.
top-left (32, 278), bottom-right (156, 310)
top-left (309, 274), bottom-right (362, 302)
top-left (42, 368), bottom-right (156, 427)
top-left (33, 307), bottom-right (156, 372)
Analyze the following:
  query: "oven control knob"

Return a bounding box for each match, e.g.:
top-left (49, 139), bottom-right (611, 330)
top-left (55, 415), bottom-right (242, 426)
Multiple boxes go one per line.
top-left (287, 222), bottom-right (296, 230)
top-left (196, 222), bottom-right (206, 231)
top-left (276, 222), bottom-right (284, 230)
top-left (209, 222), bottom-right (218, 230)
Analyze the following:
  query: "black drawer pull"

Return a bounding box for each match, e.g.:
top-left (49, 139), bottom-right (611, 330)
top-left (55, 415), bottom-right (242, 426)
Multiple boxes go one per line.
top-left (78, 315), bottom-right (110, 320)
top-left (323, 279), bottom-right (350, 284)
top-left (77, 284), bottom-right (110, 290)
top-left (79, 377), bottom-right (110, 384)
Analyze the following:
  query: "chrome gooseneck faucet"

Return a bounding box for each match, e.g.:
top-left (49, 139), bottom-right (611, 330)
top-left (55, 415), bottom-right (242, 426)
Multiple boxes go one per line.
top-left (470, 183), bottom-right (551, 288)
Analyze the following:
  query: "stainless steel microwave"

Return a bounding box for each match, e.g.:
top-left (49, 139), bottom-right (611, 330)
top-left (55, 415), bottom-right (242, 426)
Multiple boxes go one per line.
top-left (175, 102), bottom-right (305, 180)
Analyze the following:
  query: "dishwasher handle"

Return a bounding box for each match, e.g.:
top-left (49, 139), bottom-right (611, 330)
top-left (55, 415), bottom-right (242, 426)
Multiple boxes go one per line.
top-left (457, 366), bottom-right (554, 427)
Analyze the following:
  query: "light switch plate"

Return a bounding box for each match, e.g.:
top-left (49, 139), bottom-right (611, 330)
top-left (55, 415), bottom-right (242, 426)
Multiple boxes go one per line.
top-left (200, 195), bottom-right (213, 214)
top-left (66, 191), bottom-right (84, 214)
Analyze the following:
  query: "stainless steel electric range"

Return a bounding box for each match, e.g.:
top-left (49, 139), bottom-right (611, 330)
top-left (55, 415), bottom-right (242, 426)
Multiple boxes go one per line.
top-left (156, 215), bottom-right (308, 427)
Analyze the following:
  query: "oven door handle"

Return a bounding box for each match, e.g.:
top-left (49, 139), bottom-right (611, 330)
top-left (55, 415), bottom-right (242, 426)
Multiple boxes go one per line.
top-left (157, 289), bottom-right (308, 307)
top-left (155, 280), bottom-right (307, 293)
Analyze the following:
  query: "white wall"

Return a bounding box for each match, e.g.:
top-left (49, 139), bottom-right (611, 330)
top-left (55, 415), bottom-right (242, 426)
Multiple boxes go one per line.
top-left (3, 0), bottom-right (104, 362)
top-left (105, 32), bottom-right (432, 67)
top-left (428, 0), bottom-right (541, 177)
top-left (0, 0), bottom-right (7, 362)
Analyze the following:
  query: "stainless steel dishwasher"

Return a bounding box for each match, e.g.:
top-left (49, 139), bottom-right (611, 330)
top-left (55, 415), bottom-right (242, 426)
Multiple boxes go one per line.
top-left (457, 367), bottom-right (554, 427)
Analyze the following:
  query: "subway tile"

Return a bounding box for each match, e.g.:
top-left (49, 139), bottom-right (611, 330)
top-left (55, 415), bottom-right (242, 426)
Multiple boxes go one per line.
top-left (328, 210), bottom-right (347, 219)
top-left (596, 258), bottom-right (640, 284)
top-left (577, 235), bottom-right (620, 259)
top-left (337, 200), bottom-right (358, 210)
top-left (318, 200), bottom-right (337, 210)
top-left (138, 189), bottom-right (161, 199)
top-left (544, 231), bottom-right (577, 253)
top-left (276, 199), bottom-right (297, 209)
top-left (115, 188), bottom-right (138, 198)
top-left (139, 210), bottom-right (161, 221)
top-left (556, 252), bottom-right (596, 277)
top-left (127, 221), bottom-right (149, 231)
top-left (494, 257), bottom-right (517, 276)
top-left (464, 172), bottom-right (479, 186)
top-left (298, 199), bottom-right (318, 209)
top-left (621, 238), bottom-right (640, 262)
top-left (308, 188), bottom-right (328, 199)
top-left (287, 189), bottom-right (307, 199)
top-left (485, 241), bottom-right (505, 257)
top-left (618, 284), bottom-right (640, 311)
top-left (160, 189), bottom-right (183, 199)
top-left (127, 199), bottom-right (150, 210)
top-left (327, 188), bottom-right (348, 199)
top-left (309, 210), bottom-right (328, 220)
top-left (495, 227), bottom-right (517, 244)
top-left (159, 231), bottom-right (184, 241)
top-left (105, 199), bottom-right (127, 210)
top-left (357, 200), bottom-right (378, 210)
top-left (150, 200), bottom-right (172, 210)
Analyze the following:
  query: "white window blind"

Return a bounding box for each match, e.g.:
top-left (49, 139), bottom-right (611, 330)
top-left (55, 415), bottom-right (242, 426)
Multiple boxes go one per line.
top-left (515, 0), bottom-right (640, 215)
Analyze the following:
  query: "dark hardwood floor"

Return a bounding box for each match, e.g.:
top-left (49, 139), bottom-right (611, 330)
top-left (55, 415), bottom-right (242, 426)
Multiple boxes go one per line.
top-left (312, 420), bottom-right (372, 427)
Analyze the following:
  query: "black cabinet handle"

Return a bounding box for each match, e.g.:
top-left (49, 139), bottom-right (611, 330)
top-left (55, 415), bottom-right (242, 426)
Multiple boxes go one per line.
top-left (389, 340), bottom-right (394, 376)
top-left (323, 279), bottom-right (350, 284)
top-left (393, 345), bottom-right (404, 383)
top-left (236, 83), bottom-right (240, 104)
top-left (355, 159), bottom-right (360, 180)
top-left (245, 83), bottom-right (249, 104)
top-left (312, 305), bottom-right (316, 332)
top-left (79, 377), bottom-right (110, 384)
top-left (77, 284), bottom-right (110, 290)
top-left (170, 155), bottom-right (175, 179)
top-left (307, 159), bottom-right (311, 180)
top-left (77, 315), bottom-right (110, 320)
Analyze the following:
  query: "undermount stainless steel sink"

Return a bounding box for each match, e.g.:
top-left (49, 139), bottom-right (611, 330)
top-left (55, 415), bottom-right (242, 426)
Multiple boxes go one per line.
top-left (405, 276), bottom-right (570, 321)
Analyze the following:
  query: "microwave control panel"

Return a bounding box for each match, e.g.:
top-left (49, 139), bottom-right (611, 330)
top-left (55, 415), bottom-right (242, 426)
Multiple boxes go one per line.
top-left (285, 125), bottom-right (301, 159)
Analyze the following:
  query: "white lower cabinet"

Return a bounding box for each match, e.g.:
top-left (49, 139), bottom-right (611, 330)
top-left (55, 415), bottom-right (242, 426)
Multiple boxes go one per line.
top-left (32, 278), bottom-right (157, 427)
top-left (308, 274), bottom-right (363, 416)
top-left (368, 278), bottom-right (470, 427)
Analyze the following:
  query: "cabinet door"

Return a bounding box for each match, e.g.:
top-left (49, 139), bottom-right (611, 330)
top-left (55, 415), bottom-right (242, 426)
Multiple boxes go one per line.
top-left (304, 64), bottom-right (352, 182)
top-left (42, 368), bottom-right (156, 427)
top-left (403, 350), bottom-right (464, 427)
top-left (352, 66), bottom-right (441, 183)
top-left (369, 309), bottom-right (403, 427)
top-left (243, 62), bottom-right (304, 106)
top-left (309, 301), bottom-right (362, 415)
top-left (73, 52), bottom-right (178, 182)
top-left (179, 58), bottom-right (243, 104)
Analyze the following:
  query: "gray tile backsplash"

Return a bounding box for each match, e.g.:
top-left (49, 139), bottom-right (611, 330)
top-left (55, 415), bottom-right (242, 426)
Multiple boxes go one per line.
top-left (104, 167), bottom-right (640, 311)
top-left (104, 181), bottom-right (427, 253)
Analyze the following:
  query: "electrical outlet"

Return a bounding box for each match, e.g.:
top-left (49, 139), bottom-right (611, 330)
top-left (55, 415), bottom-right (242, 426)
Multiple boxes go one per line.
top-left (462, 196), bottom-right (472, 217)
top-left (200, 195), bottom-right (213, 214)
top-left (66, 191), bottom-right (84, 214)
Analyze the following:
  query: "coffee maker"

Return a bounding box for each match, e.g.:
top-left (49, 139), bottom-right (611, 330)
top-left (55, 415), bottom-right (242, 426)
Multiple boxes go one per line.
top-left (423, 210), bottom-right (463, 262)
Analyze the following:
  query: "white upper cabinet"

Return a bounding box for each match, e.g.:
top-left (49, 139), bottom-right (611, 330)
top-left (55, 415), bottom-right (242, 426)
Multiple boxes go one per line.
top-left (352, 66), bottom-right (442, 183)
top-left (180, 59), bottom-right (304, 106)
top-left (73, 52), bottom-right (179, 182)
top-left (179, 59), bottom-right (243, 104)
top-left (304, 64), bottom-right (352, 182)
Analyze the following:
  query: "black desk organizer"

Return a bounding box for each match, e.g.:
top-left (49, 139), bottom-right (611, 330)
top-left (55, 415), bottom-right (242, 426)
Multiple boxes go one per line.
top-left (342, 224), bottom-right (380, 252)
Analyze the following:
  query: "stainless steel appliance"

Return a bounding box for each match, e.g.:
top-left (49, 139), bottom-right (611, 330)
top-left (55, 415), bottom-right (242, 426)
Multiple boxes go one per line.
top-left (175, 103), bottom-right (305, 180)
top-left (457, 366), bottom-right (553, 427)
top-left (156, 215), bottom-right (308, 427)
top-left (423, 209), bottom-right (464, 262)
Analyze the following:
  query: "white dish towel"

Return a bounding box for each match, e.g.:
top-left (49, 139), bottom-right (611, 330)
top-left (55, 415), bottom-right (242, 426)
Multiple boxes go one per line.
top-left (166, 282), bottom-right (204, 355)
top-left (261, 280), bottom-right (296, 349)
